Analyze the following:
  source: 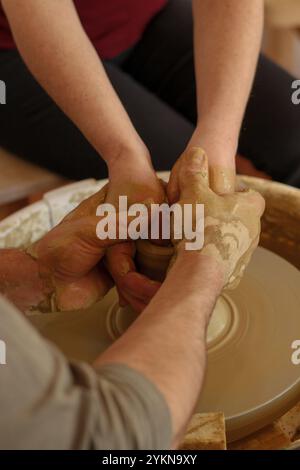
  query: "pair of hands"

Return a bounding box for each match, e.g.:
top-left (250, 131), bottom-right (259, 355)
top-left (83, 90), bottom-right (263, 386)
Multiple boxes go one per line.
top-left (27, 147), bottom-right (264, 313)
top-left (28, 151), bottom-right (165, 313)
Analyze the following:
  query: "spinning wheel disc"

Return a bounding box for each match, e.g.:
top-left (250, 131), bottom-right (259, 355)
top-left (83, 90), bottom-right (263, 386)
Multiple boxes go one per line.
top-left (30, 247), bottom-right (300, 443)
top-left (106, 247), bottom-right (300, 442)
top-left (198, 247), bottom-right (300, 441)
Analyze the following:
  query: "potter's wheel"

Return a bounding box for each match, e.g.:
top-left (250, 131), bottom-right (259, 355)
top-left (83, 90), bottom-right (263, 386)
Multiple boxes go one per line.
top-left (30, 246), bottom-right (300, 443)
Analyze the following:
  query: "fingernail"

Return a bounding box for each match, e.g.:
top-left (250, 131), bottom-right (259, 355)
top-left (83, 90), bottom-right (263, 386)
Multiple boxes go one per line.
top-left (236, 181), bottom-right (248, 192)
top-left (119, 260), bottom-right (131, 276)
top-left (190, 147), bottom-right (204, 164)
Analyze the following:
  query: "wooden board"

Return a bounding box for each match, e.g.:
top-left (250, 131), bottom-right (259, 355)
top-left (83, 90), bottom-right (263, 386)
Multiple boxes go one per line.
top-left (181, 401), bottom-right (300, 450)
top-left (0, 148), bottom-right (65, 204)
top-left (228, 424), bottom-right (290, 450)
top-left (180, 413), bottom-right (226, 450)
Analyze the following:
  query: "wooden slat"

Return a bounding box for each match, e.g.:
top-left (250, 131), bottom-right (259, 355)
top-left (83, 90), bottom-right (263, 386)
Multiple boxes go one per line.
top-left (228, 424), bottom-right (290, 450)
top-left (0, 148), bottom-right (65, 204)
top-left (180, 413), bottom-right (226, 450)
top-left (275, 401), bottom-right (300, 441)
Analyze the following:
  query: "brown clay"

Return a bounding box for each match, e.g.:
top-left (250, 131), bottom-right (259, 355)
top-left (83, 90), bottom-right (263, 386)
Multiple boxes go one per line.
top-left (135, 240), bottom-right (174, 282)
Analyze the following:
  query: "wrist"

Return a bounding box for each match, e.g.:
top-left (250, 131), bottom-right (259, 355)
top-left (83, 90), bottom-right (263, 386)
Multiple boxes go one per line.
top-left (189, 123), bottom-right (238, 168)
top-left (163, 249), bottom-right (224, 327)
top-left (107, 139), bottom-right (152, 181)
top-left (176, 248), bottom-right (225, 294)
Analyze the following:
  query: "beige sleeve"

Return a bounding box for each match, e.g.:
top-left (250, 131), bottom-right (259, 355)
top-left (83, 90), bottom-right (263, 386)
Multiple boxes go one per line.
top-left (0, 296), bottom-right (172, 450)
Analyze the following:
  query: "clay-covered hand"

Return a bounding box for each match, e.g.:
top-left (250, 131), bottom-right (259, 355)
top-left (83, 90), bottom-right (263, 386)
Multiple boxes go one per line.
top-left (27, 182), bottom-right (159, 312)
top-left (105, 161), bottom-right (164, 312)
top-left (26, 185), bottom-right (114, 311)
top-left (0, 186), bottom-right (113, 313)
top-left (27, 171), bottom-right (163, 312)
top-left (168, 147), bottom-right (265, 289)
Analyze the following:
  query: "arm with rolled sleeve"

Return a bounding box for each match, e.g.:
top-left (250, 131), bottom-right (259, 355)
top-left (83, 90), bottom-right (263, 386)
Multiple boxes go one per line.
top-left (0, 296), bottom-right (171, 450)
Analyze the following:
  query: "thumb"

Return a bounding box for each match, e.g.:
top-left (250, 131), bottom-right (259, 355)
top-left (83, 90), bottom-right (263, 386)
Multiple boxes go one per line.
top-left (179, 147), bottom-right (209, 199)
top-left (209, 166), bottom-right (236, 195)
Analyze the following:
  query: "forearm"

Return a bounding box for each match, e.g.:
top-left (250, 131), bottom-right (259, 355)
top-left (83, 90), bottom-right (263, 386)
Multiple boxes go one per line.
top-left (95, 252), bottom-right (224, 446)
top-left (2, 0), bottom-right (146, 171)
top-left (191, 0), bottom-right (264, 166)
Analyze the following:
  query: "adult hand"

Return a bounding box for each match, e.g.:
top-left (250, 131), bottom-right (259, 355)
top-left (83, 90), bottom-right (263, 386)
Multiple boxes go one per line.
top-left (23, 146), bottom-right (164, 313)
top-left (26, 185), bottom-right (114, 311)
top-left (0, 186), bottom-right (114, 313)
top-left (168, 147), bottom-right (265, 289)
top-left (26, 183), bottom-right (142, 312)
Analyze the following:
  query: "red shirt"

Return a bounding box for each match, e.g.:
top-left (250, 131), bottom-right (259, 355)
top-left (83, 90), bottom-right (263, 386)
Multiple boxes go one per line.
top-left (0, 0), bottom-right (167, 58)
